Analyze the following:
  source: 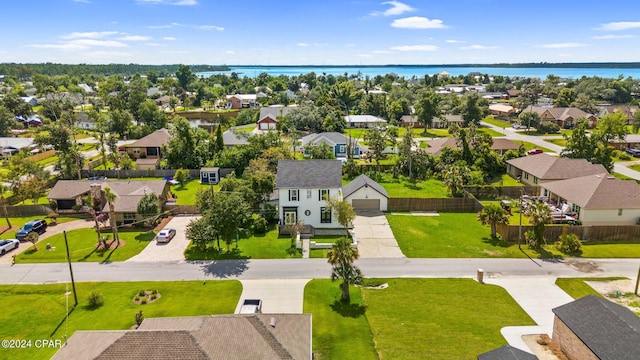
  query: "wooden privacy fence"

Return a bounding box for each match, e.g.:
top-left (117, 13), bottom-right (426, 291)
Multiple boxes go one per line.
top-left (81, 168), bottom-right (235, 179)
top-left (496, 223), bottom-right (640, 242)
top-left (464, 185), bottom-right (539, 199)
top-left (27, 149), bottom-right (56, 162)
top-left (163, 205), bottom-right (200, 215)
top-left (3, 204), bottom-right (53, 217)
top-left (388, 197), bottom-right (483, 212)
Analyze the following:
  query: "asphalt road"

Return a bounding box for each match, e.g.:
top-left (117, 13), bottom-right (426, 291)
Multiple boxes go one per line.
top-left (2, 258), bottom-right (638, 285)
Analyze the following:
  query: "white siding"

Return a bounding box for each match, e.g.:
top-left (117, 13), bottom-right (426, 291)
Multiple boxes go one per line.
top-left (344, 187), bottom-right (387, 211)
top-left (580, 208), bottom-right (640, 226)
top-left (278, 187), bottom-right (342, 228)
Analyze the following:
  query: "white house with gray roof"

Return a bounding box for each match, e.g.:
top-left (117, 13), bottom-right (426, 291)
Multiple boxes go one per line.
top-left (344, 115), bottom-right (387, 129)
top-left (300, 132), bottom-right (360, 159)
top-left (343, 174), bottom-right (388, 211)
top-left (275, 160), bottom-right (343, 228)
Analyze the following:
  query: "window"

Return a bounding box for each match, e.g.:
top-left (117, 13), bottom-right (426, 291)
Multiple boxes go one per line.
top-left (307, 190), bottom-right (312, 199)
top-left (123, 212), bottom-right (137, 224)
top-left (618, 209), bottom-right (623, 216)
top-left (524, 173), bottom-right (529, 180)
top-left (533, 177), bottom-right (538, 185)
top-left (321, 207), bottom-right (331, 223)
top-left (132, 148), bottom-right (141, 154)
top-left (319, 189), bottom-right (329, 201)
top-left (338, 145), bottom-right (346, 153)
top-left (289, 190), bottom-right (299, 201)
top-left (571, 204), bottom-right (580, 213)
top-left (283, 207), bottom-right (297, 225)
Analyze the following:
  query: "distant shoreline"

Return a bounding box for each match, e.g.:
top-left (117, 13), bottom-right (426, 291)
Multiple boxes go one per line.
top-left (220, 63), bottom-right (640, 69)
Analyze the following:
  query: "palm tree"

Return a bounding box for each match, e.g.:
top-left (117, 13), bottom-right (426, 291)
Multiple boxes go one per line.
top-left (327, 237), bottom-right (363, 303)
top-left (103, 187), bottom-right (119, 245)
top-left (526, 202), bottom-right (553, 248)
top-left (0, 184), bottom-right (11, 229)
top-left (477, 204), bottom-right (509, 238)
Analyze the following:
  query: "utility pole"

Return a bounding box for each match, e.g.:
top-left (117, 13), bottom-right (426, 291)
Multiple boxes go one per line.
top-left (518, 188), bottom-right (524, 250)
top-left (64, 231), bottom-right (78, 306)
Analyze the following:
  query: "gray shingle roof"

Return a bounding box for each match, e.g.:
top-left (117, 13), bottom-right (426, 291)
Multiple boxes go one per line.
top-left (300, 132), bottom-right (349, 147)
top-left (223, 129), bottom-right (250, 146)
top-left (552, 295), bottom-right (640, 359)
top-left (506, 154), bottom-right (607, 180)
top-left (343, 174), bottom-right (388, 198)
top-left (541, 173), bottom-right (640, 209)
top-left (276, 160), bottom-right (342, 189)
top-left (477, 345), bottom-right (537, 360)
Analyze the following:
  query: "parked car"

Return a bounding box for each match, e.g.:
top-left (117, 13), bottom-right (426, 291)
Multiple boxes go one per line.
top-left (155, 228), bottom-right (176, 243)
top-left (625, 148), bottom-right (640, 157)
top-left (16, 219), bottom-right (47, 241)
top-left (512, 123), bottom-right (525, 130)
top-left (0, 239), bottom-right (19, 255)
top-left (527, 148), bottom-right (543, 155)
top-left (239, 299), bottom-right (262, 314)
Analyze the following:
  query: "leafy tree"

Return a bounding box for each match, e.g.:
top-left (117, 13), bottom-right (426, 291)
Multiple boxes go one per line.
top-left (305, 142), bottom-right (335, 159)
top-left (477, 204), bottom-right (509, 238)
top-left (572, 93), bottom-right (598, 114)
top-left (594, 112), bottom-right (627, 143)
top-left (176, 64), bottom-right (196, 90)
top-left (415, 91), bottom-right (440, 131)
top-left (26, 231), bottom-right (39, 251)
top-left (327, 237), bottom-right (363, 303)
top-left (398, 127), bottom-right (416, 180)
top-left (442, 162), bottom-right (470, 197)
top-left (562, 121), bottom-right (615, 172)
top-left (325, 196), bottom-right (356, 234)
top-left (137, 99), bottom-right (167, 130)
top-left (0, 184), bottom-right (11, 228)
top-left (164, 117), bottom-right (214, 169)
top-left (174, 168), bottom-right (189, 188)
top-left (285, 103), bottom-right (324, 133)
top-left (633, 110), bottom-right (640, 134)
top-left (363, 128), bottom-right (387, 168)
top-left (103, 187), bottom-right (119, 245)
top-left (108, 108), bottom-right (134, 138)
top-left (458, 93), bottom-right (488, 126)
top-left (555, 233), bottom-right (582, 255)
top-left (537, 121), bottom-right (561, 134)
top-left (198, 190), bottom-right (252, 252)
top-left (553, 88), bottom-right (576, 107)
top-left (137, 193), bottom-right (160, 225)
top-left (519, 111), bottom-right (540, 131)
top-left (215, 124), bottom-right (224, 152)
top-left (0, 106), bottom-right (16, 137)
top-left (525, 202), bottom-right (553, 248)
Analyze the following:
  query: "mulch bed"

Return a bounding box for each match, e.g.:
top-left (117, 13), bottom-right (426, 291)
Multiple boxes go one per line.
top-left (95, 239), bottom-right (127, 251)
top-left (154, 216), bottom-right (174, 231)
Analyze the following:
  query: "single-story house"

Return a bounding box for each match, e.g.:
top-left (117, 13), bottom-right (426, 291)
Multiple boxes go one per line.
top-left (77, 112), bottom-right (98, 130)
top-left (15, 114), bottom-right (43, 127)
top-left (135, 158), bottom-right (159, 171)
top-left (275, 159), bottom-right (343, 229)
top-left (155, 95), bottom-right (172, 107)
top-left (123, 128), bottom-right (171, 159)
top-left (20, 96), bottom-right (38, 107)
top-left (146, 86), bottom-right (162, 97)
top-left (552, 295), bottom-right (640, 360)
top-left (597, 105), bottom-right (638, 125)
top-left (259, 104), bottom-right (298, 121)
top-left (433, 114), bottom-right (464, 129)
top-left (505, 89), bottom-right (520, 99)
top-left (78, 83), bottom-right (95, 95)
top-left (0, 137), bottom-right (35, 156)
top-left (222, 129), bottom-right (250, 147)
top-left (300, 132), bottom-right (360, 159)
top-left (489, 103), bottom-right (515, 117)
top-left (48, 179), bottom-right (170, 224)
top-left (610, 133), bottom-right (640, 150)
top-left (52, 314), bottom-right (312, 360)
top-left (505, 154), bottom-right (607, 188)
top-left (200, 167), bottom-right (220, 184)
top-left (425, 137), bottom-right (519, 156)
top-left (257, 115), bottom-right (277, 130)
top-left (521, 106), bottom-right (598, 128)
top-left (345, 115), bottom-right (387, 129)
top-left (343, 174), bottom-right (388, 211)
top-left (477, 345), bottom-right (537, 360)
top-left (540, 173), bottom-right (640, 225)
top-left (226, 94), bottom-right (258, 109)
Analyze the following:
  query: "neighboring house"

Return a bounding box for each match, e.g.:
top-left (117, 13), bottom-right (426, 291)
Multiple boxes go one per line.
top-left (48, 179), bottom-right (170, 224)
top-left (611, 133), bottom-right (640, 150)
top-left (540, 173), bottom-right (640, 225)
top-left (222, 129), bottom-right (250, 147)
top-left (275, 159), bottom-right (342, 228)
top-left (343, 174), bottom-right (389, 211)
top-left (155, 95), bottom-right (172, 107)
top-left (506, 89), bottom-right (520, 99)
top-left (52, 314), bottom-right (312, 360)
top-left (123, 128), bottom-right (171, 159)
top-left (425, 137), bottom-right (519, 156)
top-left (489, 103), bottom-right (515, 117)
top-left (259, 104), bottom-right (298, 121)
top-left (300, 132), bottom-right (360, 159)
top-left (433, 114), bottom-right (464, 129)
top-left (477, 345), bottom-right (537, 360)
top-left (200, 167), bottom-right (221, 184)
top-left (345, 115), bottom-right (387, 129)
top-left (135, 158), bottom-right (159, 171)
top-left (257, 115), bottom-right (277, 130)
top-left (226, 94), bottom-right (258, 109)
top-left (77, 112), bottom-right (98, 129)
top-left (597, 104), bottom-right (639, 125)
top-left (15, 114), bottom-right (43, 127)
top-left (146, 87), bottom-right (162, 97)
top-left (552, 295), bottom-right (640, 360)
top-left (505, 154), bottom-right (607, 187)
top-left (0, 137), bottom-right (35, 156)
top-left (78, 83), bottom-right (95, 95)
top-left (521, 106), bottom-right (598, 128)
top-left (20, 96), bottom-right (38, 106)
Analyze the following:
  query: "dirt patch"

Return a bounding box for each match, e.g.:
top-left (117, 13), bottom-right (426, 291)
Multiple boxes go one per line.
top-left (482, 249), bottom-right (503, 256)
top-left (565, 259), bottom-right (602, 273)
top-left (585, 279), bottom-right (640, 314)
top-left (95, 240), bottom-right (127, 251)
top-left (522, 334), bottom-right (567, 360)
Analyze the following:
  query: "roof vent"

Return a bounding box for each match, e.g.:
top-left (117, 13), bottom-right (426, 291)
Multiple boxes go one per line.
top-left (270, 317), bottom-right (276, 328)
top-left (607, 176), bottom-right (615, 179)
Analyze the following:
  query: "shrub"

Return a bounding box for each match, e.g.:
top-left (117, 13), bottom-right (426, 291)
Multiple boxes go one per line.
top-left (138, 290), bottom-right (146, 297)
top-left (140, 299), bottom-right (147, 305)
top-left (72, 204), bottom-right (83, 213)
top-left (525, 230), bottom-right (538, 249)
top-left (252, 214), bottom-right (268, 234)
top-left (150, 294), bottom-right (157, 300)
top-left (135, 310), bottom-right (144, 326)
top-left (616, 151), bottom-right (631, 161)
top-left (537, 121), bottom-right (561, 134)
top-left (87, 291), bottom-right (104, 308)
top-left (151, 289), bottom-right (157, 295)
top-left (555, 233), bottom-right (582, 254)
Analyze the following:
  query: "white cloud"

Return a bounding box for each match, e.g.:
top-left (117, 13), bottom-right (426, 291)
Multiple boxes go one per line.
top-left (61, 31), bottom-right (119, 39)
top-left (225, 50), bottom-right (235, 54)
top-left (390, 44), bottom-right (438, 51)
top-left (370, 1), bottom-right (415, 16)
top-left (163, 36), bottom-right (176, 41)
top-left (26, 43), bottom-right (88, 50)
top-left (598, 21), bottom-right (640, 31)
top-left (73, 0), bottom-right (91, 3)
top-left (372, 50), bottom-right (392, 54)
top-left (144, 43), bottom-right (167, 47)
top-left (297, 43), bottom-right (310, 47)
top-left (445, 39), bottom-right (464, 43)
top-left (592, 34), bottom-right (635, 39)
top-left (357, 54), bottom-right (373, 58)
top-left (534, 42), bottom-right (587, 49)
top-left (119, 35), bottom-right (151, 41)
top-left (391, 17), bottom-right (447, 29)
top-left (148, 22), bottom-right (184, 29)
top-left (160, 50), bottom-right (189, 54)
top-left (198, 25), bottom-right (224, 31)
top-left (68, 39), bottom-right (128, 47)
top-left (460, 44), bottom-right (499, 50)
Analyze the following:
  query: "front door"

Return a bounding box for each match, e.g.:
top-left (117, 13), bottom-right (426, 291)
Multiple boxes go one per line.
top-left (283, 207), bottom-right (297, 225)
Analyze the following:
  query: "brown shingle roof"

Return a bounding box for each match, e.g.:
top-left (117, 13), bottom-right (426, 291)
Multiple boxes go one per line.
top-left (523, 106), bottom-right (594, 120)
top-left (53, 314), bottom-right (312, 360)
top-left (425, 137), bottom-right (518, 155)
top-left (506, 154), bottom-right (607, 180)
top-left (541, 173), bottom-right (640, 209)
top-left (126, 128), bottom-right (171, 148)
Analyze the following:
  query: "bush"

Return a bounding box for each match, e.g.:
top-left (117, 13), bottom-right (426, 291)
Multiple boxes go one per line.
top-left (537, 121), bottom-right (560, 134)
top-left (555, 233), bottom-right (582, 254)
top-left (87, 291), bottom-right (104, 308)
top-left (252, 214), bottom-right (268, 234)
top-left (616, 150), bottom-right (631, 161)
top-left (135, 310), bottom-right (144, 327)
top-left (140, 298), bottom-right (147, 305)
top-left (72, 204), bottom-right (83, 213)
top-left (138, 290), bottom-right (146, 297)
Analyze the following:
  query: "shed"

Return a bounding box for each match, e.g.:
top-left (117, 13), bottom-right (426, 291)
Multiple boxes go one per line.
top-left (343, 174), bottom-right (389, 211)
top-left (257, 115), bottom-right (277, 130)
top-left (200, 167), bottom-right (220, 184)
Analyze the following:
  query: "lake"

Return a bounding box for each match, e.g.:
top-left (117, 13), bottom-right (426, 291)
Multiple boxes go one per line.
top-left (197, 65), bottom-right (640, 80)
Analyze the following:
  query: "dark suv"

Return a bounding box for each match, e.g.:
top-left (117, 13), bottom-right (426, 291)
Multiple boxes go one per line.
top-left (16, 219), bottom-right (47, 241)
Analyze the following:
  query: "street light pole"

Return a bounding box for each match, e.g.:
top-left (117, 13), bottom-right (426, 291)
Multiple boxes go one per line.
top-left (518, 189), bottom-right (523, 250)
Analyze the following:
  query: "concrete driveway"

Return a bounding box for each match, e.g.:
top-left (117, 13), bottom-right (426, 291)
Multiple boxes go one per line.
top-left (235, 279), bottom-right (310, 314)
top-left (352, 210), bottom-right (404, 258)
top-left (126, 216), bottom-right (199, 262)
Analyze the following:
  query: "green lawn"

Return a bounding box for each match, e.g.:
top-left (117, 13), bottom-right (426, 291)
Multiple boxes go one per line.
top-left (16, 228), bottom-right (155, 263)
top-left (347, 173), bottom-right (449, 198)
top-left (487, 173), bottom-right (523, 187)
top-left (0, 216), bottom-right (80, 239)
top-left (545, 138), bottom-right (567, 147)
top-left (482, 116), bottom-right (512, 128)
top-left (184, 226), bottom-right (302, 260)
top-left (170, 179), bottom-right (219, 205)
top-left (36, 155), bottom-right (59, 168)
top-left (304, 278), bottom-right (534, 360)
top-left (477, 127), bottom-right (504, 137)
top-left (0, 280), bottom-right (242, 360)
top-left (554, 277), bottom-right (628, 299)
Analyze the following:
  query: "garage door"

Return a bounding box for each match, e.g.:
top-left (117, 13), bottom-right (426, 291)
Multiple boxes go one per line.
top-left (352, 199), bottom-right (380, 210)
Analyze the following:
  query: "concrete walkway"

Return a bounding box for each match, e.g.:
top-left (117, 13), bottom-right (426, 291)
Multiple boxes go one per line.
top-left (352, 210), bottom-right (404, 258)
top-left (126, 216), bottom-right (198, 262)
top-left (484, 276), bottom-right (574, 354)
top-left (235, 279), bottom-right (310, 314)
top-left (0, 219), bottom-right (96, 264)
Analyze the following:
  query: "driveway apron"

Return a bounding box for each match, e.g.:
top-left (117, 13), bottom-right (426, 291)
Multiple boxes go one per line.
top-left (126, 216), bottom-right (199, 262)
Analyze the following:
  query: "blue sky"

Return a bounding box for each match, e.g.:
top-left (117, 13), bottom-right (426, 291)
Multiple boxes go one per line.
top-left (1, 0), bottom-right (640, 65)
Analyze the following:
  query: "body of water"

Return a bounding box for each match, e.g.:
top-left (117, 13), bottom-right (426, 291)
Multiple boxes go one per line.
top-left (198, 65), bottom-right (640, 80)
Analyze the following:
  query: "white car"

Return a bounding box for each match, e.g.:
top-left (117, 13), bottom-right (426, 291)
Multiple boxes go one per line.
top-left (0, 239), bottom-right (19, 256)
top-left (155, 228), bottom-right (176, 244)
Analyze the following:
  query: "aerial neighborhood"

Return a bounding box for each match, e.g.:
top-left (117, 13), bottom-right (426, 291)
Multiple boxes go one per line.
top-left (3, 62), bottom-right (640, 359)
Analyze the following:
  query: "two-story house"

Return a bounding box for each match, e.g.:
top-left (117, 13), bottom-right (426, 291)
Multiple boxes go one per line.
top-left (300, 132), bottom-right (360, 159)
top-left (275, 160), bottom-right (343, 229)
top-left (226, 94), bottom-right (258, 109)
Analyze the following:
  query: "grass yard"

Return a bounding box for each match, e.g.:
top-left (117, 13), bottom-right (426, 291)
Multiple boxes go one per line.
top-left (545, 138), bottom-right (567, 147)
top-left (0, 216), bottom-right (80, 239)
top-left (487, 173), bottom-right (523, 187)
top-left (477, 126), bottom-right (504, 137)
top-left (170, 179), bottom-right (219, 205)
top-left (184, 226), bottom-right (301, 260)
top-left (304, 278), bottom-right (534, 360)
top-left (554, 278), bottom-right (616, 299)
top-left (0, 280), bottom-right (241, 360)
top-left (16, 228), bottom-right (155, 263)
top-left (348, 173), bottom-right (449, 198)
top-left (36, 154), bottom-right (59, 168)
top-left (482, 116), bottom-right (511, 128)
